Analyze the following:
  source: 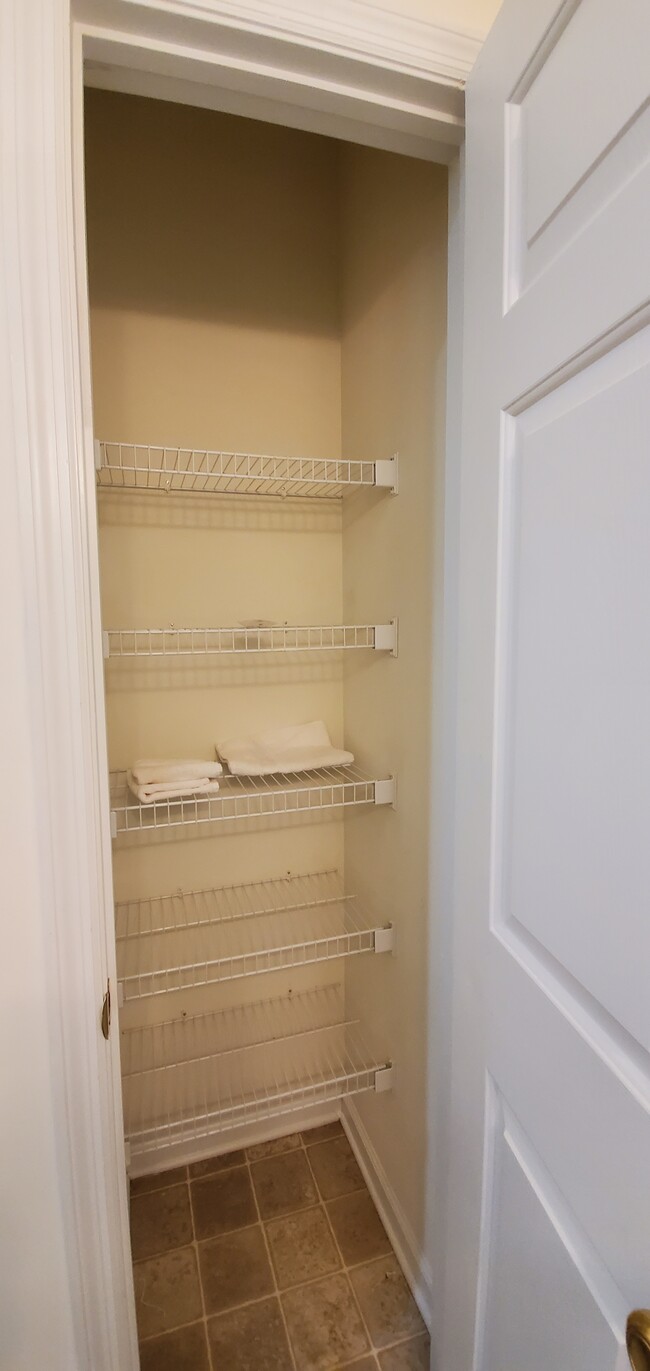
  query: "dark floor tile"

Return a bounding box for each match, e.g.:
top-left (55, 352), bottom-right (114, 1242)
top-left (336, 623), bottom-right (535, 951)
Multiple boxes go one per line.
top-left (130, 1166), bottom-right (187, 1196)
top-left (266, 1205), bottom-right (340, 1289)
top-left (138, 1321), bottom-right (210, 1371)
top-left (251, 1148), bottom-right (318, 1219)
top-left (191, 1166), bottom-right (257, 1239)
top-left (326, 1189), bottom-right (391, 1267)
top-left (307, 1136), bottom-right (365, 1201)
top-left (207, 1295), bottom-right (293, 1371)
top-left (130, 1183), bottom-right (193, 1261)
top-left (302, 1120), bottom-right (344, 1146)
top-left (281, 1271), bottom-right (369, 1370)
top-left (189, 1149), bottom-right (246, 1178)
top-left (198, 1223), bottom-right (274, 1315)
top-left (133, 1246), bottom-right (202, 1341)
top-left (350, 1256), bottom-right (425, 1350)
top-left (378, 1334), bottom-right (431, 1370)
top-left (247, 1133), bottom-right (302, 1161)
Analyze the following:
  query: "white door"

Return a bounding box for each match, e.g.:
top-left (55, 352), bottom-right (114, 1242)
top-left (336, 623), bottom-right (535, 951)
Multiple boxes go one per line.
top-left (443, 2), bottom-right (650, 1369)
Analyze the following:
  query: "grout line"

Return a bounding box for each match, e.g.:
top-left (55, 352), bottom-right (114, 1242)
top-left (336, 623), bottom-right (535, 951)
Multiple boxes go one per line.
top-left (187, 1177), bottom-right (215, 1371)
top-left (246, 1152), bottom-right (299, 1371)
top-left (302, 1138), bottom-right (379, 1361)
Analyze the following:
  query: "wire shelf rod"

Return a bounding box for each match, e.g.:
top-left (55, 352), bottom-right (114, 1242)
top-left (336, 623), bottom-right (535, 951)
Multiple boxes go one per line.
top-left (96, 441), bottom-right (398, 500)
top-left (102, 620), bottom-right (398, 658)
top-left (116, 872), bottom-right (391, 1001)
top-left (110, 766), bottom-right (396, 838)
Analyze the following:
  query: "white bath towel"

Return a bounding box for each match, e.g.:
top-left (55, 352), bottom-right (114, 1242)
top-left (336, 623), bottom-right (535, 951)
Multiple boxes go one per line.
top-left (130, 758), bottom-right (223, 786)
top-left (127, 773), bottom-right (222, 804)
top-left (216, 721), bottom-right (354, 777)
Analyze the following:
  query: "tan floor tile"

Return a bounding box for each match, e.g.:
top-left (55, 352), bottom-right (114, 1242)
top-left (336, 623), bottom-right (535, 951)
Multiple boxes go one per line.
top-left (266, 1205), bottom-right (341, 1289)
top-left (307, 1136), bottom-right (365, 1201)
top-left (130, 1184), bottom-right (193, 1261)
top-left (302, 1121), bottom-right (344, 1146)
top-left (207, 1295), bottom-right (293, 1371)
top-left (251, 1148), bottom-right (318, 1219)
top-left (378, 1334), bottom-right (431, 1370)
top-left (138, 1320), bottom-right (210, 1371)
top-left (189, 1149), bottom-right (246, 1178)
top-left (344, 1359), bottom-right (379, 1370)
top-left (198, 1223), bottom-right (274, 1315)
top-left (350, 1257), bottom-right (425, 1351)
top-left (247, 1133), bottom-right (302, 1161)
top-left (130, 1166), bottom-right (187, 1196)
top-left (191, 1166), bottom-right (257, 1239)
top-left (133, 1246), bottom-right (202, 1341)
top-left (326, 1190), bottom-right (391, 1267)
top-left (281, 1271), bottom-right (369, 1370)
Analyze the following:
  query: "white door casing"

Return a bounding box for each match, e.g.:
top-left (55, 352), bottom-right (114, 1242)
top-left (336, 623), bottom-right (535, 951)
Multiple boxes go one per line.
top-left (444, 2), bottom-right (650, 1369)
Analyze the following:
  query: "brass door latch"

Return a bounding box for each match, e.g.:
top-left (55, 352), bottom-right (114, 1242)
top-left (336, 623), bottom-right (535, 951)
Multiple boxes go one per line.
top-left (101, 980), bottom-right (111, 1040)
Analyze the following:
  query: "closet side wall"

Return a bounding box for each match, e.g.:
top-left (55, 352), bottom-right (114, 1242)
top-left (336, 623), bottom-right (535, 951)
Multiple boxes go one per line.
top-left (340, 146), bottom-right (448, 1273)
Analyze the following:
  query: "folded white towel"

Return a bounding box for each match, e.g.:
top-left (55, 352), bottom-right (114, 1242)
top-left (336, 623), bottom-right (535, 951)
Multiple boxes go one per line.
top-left (216, 721), bottom-right (354, 777)
top-left (127, 772), bottom-right (222, 804)
top-left (131, 759), bottom-right (223, 786)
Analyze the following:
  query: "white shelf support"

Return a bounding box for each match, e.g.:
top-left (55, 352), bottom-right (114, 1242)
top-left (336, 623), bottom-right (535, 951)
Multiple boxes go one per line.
top-left (374, 1063), bottom-right (394, 1093)
top-left (374, 455), bottom-right (398, 494)
top-left (373, 620), bottom-right (398, 656)
top-left (93, 438), bottom-right (102, 470)
top-left (110, 810), bottom-right (117, 841)
top-left (102, 630), bottom-right (110, 660)
top-left (373, 925), bottom-right (394, 955)
top-left (373, 776), bottom-right (396, 807)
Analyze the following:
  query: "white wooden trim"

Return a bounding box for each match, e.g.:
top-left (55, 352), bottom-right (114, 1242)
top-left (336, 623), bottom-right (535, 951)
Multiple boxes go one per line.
top-left (79, 0), bottom-right (467, 164)
top-left (2, 2), bottom-right (138, 1367)
top-left (99, 0), bottom-right (483, 82)
top-left (342, 1101), bottom-right (434, 1328)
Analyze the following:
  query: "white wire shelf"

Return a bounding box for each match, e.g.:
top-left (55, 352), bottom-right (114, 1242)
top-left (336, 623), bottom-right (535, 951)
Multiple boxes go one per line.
top-left (109, 766), bottom-right (395, 839)
top-left (121, 983), bottom-right (392, 1160)
top-left (115, 870), bottom-right (393, 1002)
top-left (95, 441), bottom-right (398, 500)
top-left (103, 620), bottom-right (398, 658)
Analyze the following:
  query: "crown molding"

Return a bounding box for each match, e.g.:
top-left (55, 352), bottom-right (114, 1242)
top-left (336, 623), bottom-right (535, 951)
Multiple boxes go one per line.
top-left (114, 0), bottom-right (483, 83)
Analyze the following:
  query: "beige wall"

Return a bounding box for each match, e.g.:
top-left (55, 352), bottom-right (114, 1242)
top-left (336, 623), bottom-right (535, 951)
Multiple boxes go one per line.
top-left (384, 0), bottom-right (503, 37)
top-left (86, 92), bottom-right (347, 1035)
top-left (340, 144), bottom-right (448, 1268)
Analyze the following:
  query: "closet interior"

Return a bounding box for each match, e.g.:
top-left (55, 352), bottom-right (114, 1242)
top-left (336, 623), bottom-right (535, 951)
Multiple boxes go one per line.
top-left (85, 87), bottom-right (447, 1282)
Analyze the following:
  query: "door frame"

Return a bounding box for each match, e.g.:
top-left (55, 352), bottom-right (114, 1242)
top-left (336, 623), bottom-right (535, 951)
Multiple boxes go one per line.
top-left (4, 1), bottom-right (473, 1364)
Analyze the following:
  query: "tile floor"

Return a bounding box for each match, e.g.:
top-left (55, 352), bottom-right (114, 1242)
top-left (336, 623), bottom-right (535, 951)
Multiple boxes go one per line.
top-left (130, 1121), bottom-right (430, 1371)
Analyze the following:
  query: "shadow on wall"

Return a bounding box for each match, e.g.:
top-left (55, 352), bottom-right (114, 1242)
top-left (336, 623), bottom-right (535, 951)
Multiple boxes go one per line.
top-left (84, 89), bottom-right (342, 340)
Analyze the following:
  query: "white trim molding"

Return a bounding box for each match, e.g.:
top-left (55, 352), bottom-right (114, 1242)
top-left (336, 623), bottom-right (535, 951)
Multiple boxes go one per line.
top-left (342, 1102), bottom-right (434, 1328)
top-left (77, 0), bottom-right (470, 162)
top-left (109, 0), bottom-right (483, 82)
top-left (1, 2), bottom-right (137, 1367)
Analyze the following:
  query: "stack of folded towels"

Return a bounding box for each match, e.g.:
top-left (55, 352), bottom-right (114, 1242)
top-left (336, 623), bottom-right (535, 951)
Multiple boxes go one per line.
top-left (127, 759), bottom-right (223, 803)
top-left (215, 720), bottom-right (354, 777)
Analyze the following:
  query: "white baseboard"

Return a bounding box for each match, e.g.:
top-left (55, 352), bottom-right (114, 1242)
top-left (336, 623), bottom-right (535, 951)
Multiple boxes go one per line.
top-left (342, 1100), bottom-right (433, 1330)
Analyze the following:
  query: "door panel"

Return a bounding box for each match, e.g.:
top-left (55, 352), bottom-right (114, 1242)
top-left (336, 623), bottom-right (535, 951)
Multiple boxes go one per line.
top-left (479, 1089), bottom-right (623, 1371)
top-left (497, 327), bottom-right (650, 1051)
top-left (443, 1), bottom-right (650, 1367)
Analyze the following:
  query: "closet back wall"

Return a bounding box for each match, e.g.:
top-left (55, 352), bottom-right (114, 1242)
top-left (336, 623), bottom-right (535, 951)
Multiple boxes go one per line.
top-left (86, 91), bottom-right (345, 920)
